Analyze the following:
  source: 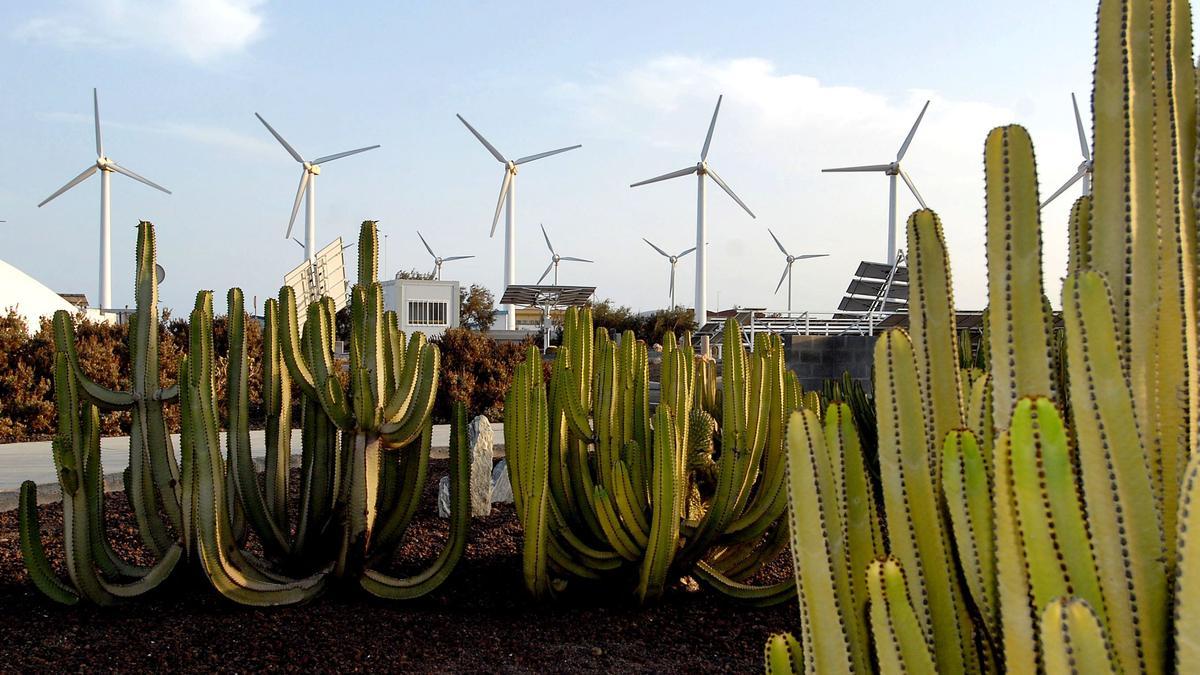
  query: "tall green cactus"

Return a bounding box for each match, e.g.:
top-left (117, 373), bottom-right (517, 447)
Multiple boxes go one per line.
top-left (770, 0), bottom-right (1200, 671)
top-left (506, 311), bottom-right (795, 604)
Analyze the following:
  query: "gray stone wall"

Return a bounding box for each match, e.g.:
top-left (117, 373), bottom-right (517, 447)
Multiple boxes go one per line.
top-left (782, 334), bottom-right (877, 391)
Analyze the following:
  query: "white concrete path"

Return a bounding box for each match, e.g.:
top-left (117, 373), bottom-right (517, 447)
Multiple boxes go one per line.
top-left (0, 424), bottom-right (505, 491)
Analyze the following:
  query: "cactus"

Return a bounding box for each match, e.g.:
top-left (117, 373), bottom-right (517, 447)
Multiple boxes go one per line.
top-left (769, 0), bottom-right (1200, 671)
top-left (506, 311), bottom-right (795, 603)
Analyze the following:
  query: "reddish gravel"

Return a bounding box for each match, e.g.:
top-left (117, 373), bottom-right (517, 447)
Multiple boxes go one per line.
top-left (0, 461), bottom-right (797, 673)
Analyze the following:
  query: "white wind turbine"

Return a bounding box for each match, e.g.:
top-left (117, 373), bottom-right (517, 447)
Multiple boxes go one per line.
top-left (643, 238), bottom-right (696, 309)
top-left (255, 113), bottom-right (379, 263)
top-left (630, 95), bottom-right (756, 332)
top-left (38, 88), bottom-right (171, 311)
top-left (457, 114), bottom-right (581, 330)
top-left (537, 224), bottom-right (592, 285)
top-left (823, 100), bottom-right (931, 267)
top-left (417, 231), bottom-right (474, 280)
top-left (1040, 93), bottom-right (1093, 209)
top-left (767, 228), bottom-right (828, 312)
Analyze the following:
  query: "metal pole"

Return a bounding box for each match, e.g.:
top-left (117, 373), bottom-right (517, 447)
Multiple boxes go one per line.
top-left (787, 263), bottom-right (793, 312)
top-left (305, 174), bottom-right (317, 263)
top-left (99, 168), bottom-right (111, 311)
top-left (695, 171), bottom-right (707, 335)
top-left (887, 173), bottom-right (898, 267)
top-left (504, 177), bottom-right (517, 330)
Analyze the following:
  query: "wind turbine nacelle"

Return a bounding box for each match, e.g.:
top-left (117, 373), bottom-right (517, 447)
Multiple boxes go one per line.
top-left (306, 163), bottom-right (321, 175)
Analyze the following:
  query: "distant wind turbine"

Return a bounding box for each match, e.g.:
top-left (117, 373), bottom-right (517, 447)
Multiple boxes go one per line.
top-left (37, 88), bottom-right (171, 311)
top-left (823, 100), bottom-right (930, 267)
top-left (767, 229), bottom-right (828, 312)
top-left (1040, 93), bottom-right (1092, 209)
top-left (537, 224), bottom-right (592, 285)
top-left (630, 95), bottom-right (756, 332)
top-left (643, 238), bottom-right (696, 309)
top-left (255, 113), bottom-right (379, 263)
top-left (417, 231), bottom-right (474, 280)
top-left (457, 113), bottom-right (581, 330)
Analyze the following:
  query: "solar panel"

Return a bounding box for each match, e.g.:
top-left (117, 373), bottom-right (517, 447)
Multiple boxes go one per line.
top-left (282, 237), bottom-right (350, 324)
top-left (853, 261), bottom-right (909, 283)
top-left (844, 278), bottom-right (909, 300)
top-left (499, 284), bottom-right (596, 307)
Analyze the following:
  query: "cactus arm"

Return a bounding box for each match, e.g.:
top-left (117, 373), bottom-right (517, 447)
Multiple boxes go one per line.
top-left (262, 298), bottom-right (292, 528)
top-left (361, 402), bottom-right (470, 599)
top-left (505, 351), bottom-right (553, 598)
top-left (50, 311), bottom-right (137, 410)
top-left (1068, 196), bottom-right (1093, 275)
top-left (941, 429), bottom-right (998, 638)
top-left (18, 481), bottom-right (80, 605)
top-left (906, 209), bottom-right (966, 478)
top-left (1063, 272), bottom-right (1166, 674)
top-left (991, 429), bottom-right (1040, 672)
top-left (782, 408), bottom-right (855, 674)
top-left (381, 333), bottom-right (425, 423)
top-left (874, 329), bottom-right (967, 672)
top-left (276, 286), bottom-right (320, 400)
top-left (592, 485), bottom-right (642, 561)
top-left (866, 557), bottom-right (938, 675)
top-left (763, 632), bottom-right (803, 675)
top-left (984, 126), bottom-right (1056, 429)
top-left (637, 404), bottom-right (681, 603)
top-left (372, 421), bottom-right (433, 553)
top-left (693, 561), bottom-right (794, 607)
top-left (1041, 598), bottom-right (1118, 675)
top-left (380, 342), bottom-right (440, 446)
top-left (1176, 449), bottom-right (1200, 666)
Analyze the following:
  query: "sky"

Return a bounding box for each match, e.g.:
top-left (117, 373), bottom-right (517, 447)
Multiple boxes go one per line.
top-left (0, 1), bottom-right (1125, 317)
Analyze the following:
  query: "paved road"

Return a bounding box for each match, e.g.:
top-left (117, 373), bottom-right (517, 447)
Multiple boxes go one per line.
top-left (0, 423), bottom-right (505, 491)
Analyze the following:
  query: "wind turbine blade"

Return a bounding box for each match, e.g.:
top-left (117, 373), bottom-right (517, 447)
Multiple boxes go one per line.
top-left (514, 145), bottom-right (582, 165)
top-left (109, 163), bottom-right (171, 194)
top-left (795, 254), bottom-right (830, 260)
top-left (1072, 92), bottom-right (1090, 161)
top-left (93, 88), bottom-right (103, 157)
top-left (456, 114), bottom-right (507, 163)
top-left (490, 170), bottom-right (513, 238)
top-left (417, 231), bottom-right (436, 258)
top-left (292, 237), bottom-right (304, 248)
top-left (255, 113), bottom-right (304, 163)
top-left (774, 262), bottom-right (790, 294)
top-left (560, 256), bottom-right (593, 263)
top-left (1039, 167), bottom-right (1088, 209)
top-left (312, 145), bottom-right (380, 165)
top-left (630, 166), bottom-right (697, 188)
top-left (541, 223), bottom-right (555, 254)
top-left (442, 255), bottom-right (474, 261)
top-left (767, 228), bottom-right (789, 255)
top-left (899, 170), bottom-right (928, 209)
top-left (38, 165), bottom-right (98, 207)
top-left (701, 94), bottom-right (723, 161)
top-left (285, 170), bottom-right (311, 239)
top-left (643, 238), bottom-right (671, 257)
top-left (821, 163), bottom-right (892, 173)
top-left (537, 261), bottom-right (555, 284)
top-left (896, 100), bottom-right (931, 161)
top-left (706, 167), bottom-right (756, 218)
top-left (678, 246), bottom-right (697, 258)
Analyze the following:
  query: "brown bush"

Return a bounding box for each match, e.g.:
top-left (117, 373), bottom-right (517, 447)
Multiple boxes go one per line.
top-left (432, 328), bottom-right (543, 423)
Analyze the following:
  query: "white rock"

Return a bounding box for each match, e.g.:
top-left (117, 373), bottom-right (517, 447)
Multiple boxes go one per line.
top-left (469, 415), bottom-right (494, 516)
top-left (437, 475), bottom-right (452, 519)
top-left (491, 459), bottom-right (513, 504)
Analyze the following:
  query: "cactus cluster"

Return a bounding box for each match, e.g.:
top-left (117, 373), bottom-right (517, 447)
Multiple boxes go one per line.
top-left (505, 308), bottom-right (805, 603)
top-left (21, 220), bottom-right (469, 606)
top-left (768, 0), bottom-right (1200, 671)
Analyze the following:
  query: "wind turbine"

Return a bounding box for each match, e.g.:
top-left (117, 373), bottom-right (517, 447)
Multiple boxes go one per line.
top-left (417, 231), bottom-right (474, 280)
top-left (767, 229), bottom-right (828, 312)
top-left (457, 113), bottom-right (581, 330)
top-left (255, 113), bottom-right (379, 263)
top-left (1040, 93), bottom-right (1092, 209)
top-left (536, 224), bottom-right (592, 285)
top-left (630, 95), bottom-right (756, 333)
top-left (643, 238), bottom-right (696, 309)
top-left (822, 100), bottom-right (930, 267)
top-left (37, 88), bottom-right (171, 311)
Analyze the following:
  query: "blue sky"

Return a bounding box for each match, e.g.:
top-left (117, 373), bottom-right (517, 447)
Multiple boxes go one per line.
top-left (0, 1), bottom-right (1112, 316)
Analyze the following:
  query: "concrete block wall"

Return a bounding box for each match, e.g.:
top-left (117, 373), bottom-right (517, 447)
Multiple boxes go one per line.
top-left (782, 334), bottom-right (877, 391)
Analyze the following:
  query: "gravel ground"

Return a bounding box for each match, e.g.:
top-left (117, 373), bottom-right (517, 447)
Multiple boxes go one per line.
top-left (0, 461), bottom-right (797, 673)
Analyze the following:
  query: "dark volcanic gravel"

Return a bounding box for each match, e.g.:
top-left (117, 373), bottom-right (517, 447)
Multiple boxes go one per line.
top-left (0, 460), bottom-right (797, 673)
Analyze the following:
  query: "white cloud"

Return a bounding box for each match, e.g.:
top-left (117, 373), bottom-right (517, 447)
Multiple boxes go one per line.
top-left (13, 0), bottom-right (266, 63)
top-left (551, 56), bottom-right (1077, 311)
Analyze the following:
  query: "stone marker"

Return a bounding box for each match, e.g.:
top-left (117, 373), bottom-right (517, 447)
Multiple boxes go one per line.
top-left (491, 459), bottom-right (513, 504)
top-left (438, 415), bottom-right (499, 518)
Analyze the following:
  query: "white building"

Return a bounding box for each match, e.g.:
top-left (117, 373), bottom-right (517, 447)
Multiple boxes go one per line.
top-left (0, 258), bottom-right (109, 333)
top-left (381, 278), bottom-right (460, 338)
